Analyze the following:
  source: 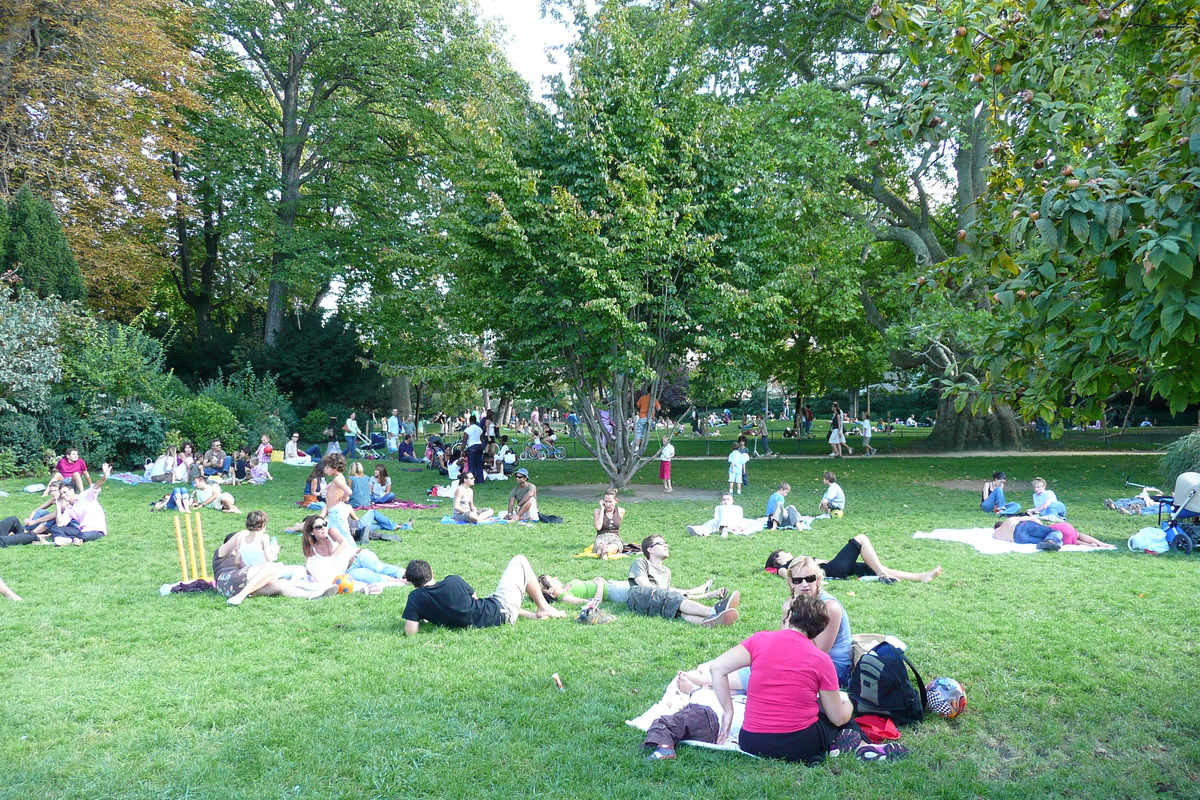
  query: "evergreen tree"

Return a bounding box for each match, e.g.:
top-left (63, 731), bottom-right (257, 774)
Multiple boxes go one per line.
top-left (5, 187), bottom-right (85, 301)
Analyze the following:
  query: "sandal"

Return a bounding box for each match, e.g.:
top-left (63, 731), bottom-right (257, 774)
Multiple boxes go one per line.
top-left (714, 587), bottom-right (729, 600)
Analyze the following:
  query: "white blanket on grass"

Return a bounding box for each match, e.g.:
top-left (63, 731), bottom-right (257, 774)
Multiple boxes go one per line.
top-left (914, 528), bottom-right (1108, 554)
top-left (625, 682), bottom-right (749, 754)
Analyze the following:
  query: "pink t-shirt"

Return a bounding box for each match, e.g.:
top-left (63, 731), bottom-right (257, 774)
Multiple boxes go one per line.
top-left (68, 485), bottom-right (107, 535)
top-left (740, 629), bottom-right (839, 734)
top-left (1048, 522), bottom-right (1079, 546)
top-left (57, 456), bottom-right (88, 478)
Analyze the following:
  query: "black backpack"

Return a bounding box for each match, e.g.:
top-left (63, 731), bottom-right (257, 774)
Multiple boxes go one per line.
top-left (849, 641), bottom-right (928, 726)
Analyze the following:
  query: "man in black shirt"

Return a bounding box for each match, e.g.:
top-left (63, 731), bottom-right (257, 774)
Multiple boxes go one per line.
top-left (401, 555), bottom-right (565, 634)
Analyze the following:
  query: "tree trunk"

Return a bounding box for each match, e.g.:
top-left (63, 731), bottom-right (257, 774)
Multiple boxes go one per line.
top-left (923, 394), bottom-right (1026, 452)
top-left (391, 375), bottom-right (412, 419)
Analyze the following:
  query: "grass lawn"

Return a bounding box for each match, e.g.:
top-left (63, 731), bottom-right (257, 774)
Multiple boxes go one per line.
top-left (1, 452), bottom-right (1197, 800)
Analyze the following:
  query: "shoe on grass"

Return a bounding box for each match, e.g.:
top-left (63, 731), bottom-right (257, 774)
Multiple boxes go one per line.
top-left (1036, 539), bottom-right (1061, 551)
top-left (711, 590), bottom-right (740, 617)
top-left (878, 575), bottom-right (899, 585)
top-left (686, 525), bottom-right (706, 537)
top-left (701, 607), bottom-right (739, 627)
top-left (856, 742), bottom-right (909, 762)
top-left (646, 746), bottom-right (677, 761)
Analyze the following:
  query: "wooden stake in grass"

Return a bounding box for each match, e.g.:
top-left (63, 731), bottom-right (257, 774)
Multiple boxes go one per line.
top-left (173, 516), bottom-right (188, 582)
top-left (195, 514), bottom-right (208, 581)
top-left (184, 512), bottom-right (199, 582)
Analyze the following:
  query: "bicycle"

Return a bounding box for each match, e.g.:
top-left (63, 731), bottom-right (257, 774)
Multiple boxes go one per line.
top-left (519, 440), bottom-right (566, 461)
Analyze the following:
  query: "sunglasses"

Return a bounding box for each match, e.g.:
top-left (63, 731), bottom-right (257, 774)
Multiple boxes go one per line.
top-left (790, 574), bottom-right (818, 585)
top-left (312, 522), bottom-right (327, 530)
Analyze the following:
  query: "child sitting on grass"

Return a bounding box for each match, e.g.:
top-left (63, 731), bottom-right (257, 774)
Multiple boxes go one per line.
top-left (819, 472), bottom-right (845, 516)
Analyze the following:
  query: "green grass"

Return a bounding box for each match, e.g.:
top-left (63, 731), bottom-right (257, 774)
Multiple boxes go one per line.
top-left (1, 453), bottom-right (1197, 799)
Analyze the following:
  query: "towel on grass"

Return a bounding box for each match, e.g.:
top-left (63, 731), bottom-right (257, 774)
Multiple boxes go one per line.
top-left (440, 515), bottom-right (509, 525)
top-left (371, 500), bottom-right (438, 510)
top-left (574, 544), bottom-right (628, 559)
top-left (914, 528), bottom-right (1107, 554)
top-left (626, 681), bottom-right (748, 754)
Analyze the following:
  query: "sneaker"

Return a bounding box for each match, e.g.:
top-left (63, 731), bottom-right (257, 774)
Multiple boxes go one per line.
top-left (646, 746), bottom-right (677, 761)
top-left (1104, 498), bottom-right (1117, 510)
top-left (828, 726), bottom-right (864, 757)
top-left (700, 607), bottom-right (739, 627)
top-left (711, 590), bottom-right (740, 617)
top-left (856, 742), bottom-right (909, 762)
top-left (878, 575), bottom-right (899, 585)
top-left (1036, 539), bottom-right (1061, 551)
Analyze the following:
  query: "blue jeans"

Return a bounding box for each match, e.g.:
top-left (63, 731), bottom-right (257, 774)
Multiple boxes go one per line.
top-left (371, 492), bottom-right (396, 504)
top-left (1012, 521), bottom-right (1063, 546)
top-left (305, 445), bottom-right (322, 459)
top-left (397, 455), bottom-right (422, 464)
top-left (204, 455), bottom-right (233, 476)
top-left (981, 487), bottom-right (1020, 515)
top-left (345, 434), bottom-right (357, 458)
top-left (1033, 502), bottom-right (1067, 518)
top-left (357, 510), bottom-right (397, 541)
top-left (348, 549), bottom-right (403, 583)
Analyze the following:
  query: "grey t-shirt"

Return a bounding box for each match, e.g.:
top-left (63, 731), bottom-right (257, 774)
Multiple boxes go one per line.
top-left (628, 558), bottom-right (671, 589)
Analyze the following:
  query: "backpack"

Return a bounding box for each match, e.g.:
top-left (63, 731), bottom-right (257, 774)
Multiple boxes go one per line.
top-left (849, 641), bottom-right (927, 726)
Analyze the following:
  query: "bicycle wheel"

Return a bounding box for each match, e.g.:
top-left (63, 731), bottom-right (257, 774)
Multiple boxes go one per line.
top-left (552, 445), bottom-right (566, 460)
top-left (536, 448), bottom-right (547, 461)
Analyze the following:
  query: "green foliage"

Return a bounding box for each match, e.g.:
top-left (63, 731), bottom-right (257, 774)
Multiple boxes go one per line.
top-left (170, 396), bottom-right (244, 452)
top-left (0, 285), bottom-right (68, 413)
top-left (0, 447), bottom-right (17, 479)
top-left (90, 401), bottom-right (168, 468)
top-left (0, 411), bottom-right (47, 472)
top-left (1162, 429), bottom-right (1200, 483)
top-left (874, 0), bottom-right (1200, 420)
top-left (197, 366), bottom-right (296, 449)
top-left (299, 409), bottom-right (330, 443)
top-left (5, 187), bottom-right (85, 301)
top-left (246, 313), bottom-right (386, 416)
top-left (59, 317), bottom-right (178, 411)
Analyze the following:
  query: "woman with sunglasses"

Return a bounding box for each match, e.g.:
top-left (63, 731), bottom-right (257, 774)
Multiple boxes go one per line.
top-left (784, 556), bottom-right (853, 686)
top-left (765, 538), bottom-right (942, 585)
top-left (300, 515), bottom-right (405, 589)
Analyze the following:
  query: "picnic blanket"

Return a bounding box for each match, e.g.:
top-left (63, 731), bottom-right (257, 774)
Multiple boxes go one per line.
top-left (626, 681), bottom-right (748, 754)
top-left (371, 500), bottom-right (438, 510)
top-left (914, 528), bottom-right (1109, 554)
top-left (440, 515), bottom-right (509, 525)
top-left (110, 472), bottom-right (153, 485)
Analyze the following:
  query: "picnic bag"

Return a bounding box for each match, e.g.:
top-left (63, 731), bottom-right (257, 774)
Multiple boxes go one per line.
top-left (849, 640), bottom-right (927, 726)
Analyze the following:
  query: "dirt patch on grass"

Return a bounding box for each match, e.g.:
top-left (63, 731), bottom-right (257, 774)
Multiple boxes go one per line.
top-left (537, 483), bottom-right (725, 503)
top-left (934, 479), bottom-right (1033, 491)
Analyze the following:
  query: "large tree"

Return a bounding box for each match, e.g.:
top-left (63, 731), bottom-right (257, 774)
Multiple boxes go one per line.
top-left (195, 0), bottom-right (499, 347)
top-left (693, 0), bottom-right (1029, 449)
top-left (0, 0), bottom-right (202, 314)
top-left (871, 0), bottom-right (1200, 427)
top-left (442, 1), bottom-right (760, 487)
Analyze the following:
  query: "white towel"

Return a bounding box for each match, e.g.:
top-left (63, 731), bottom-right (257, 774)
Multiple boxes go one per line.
top-left (914, 528), bottom-right (1106, 554)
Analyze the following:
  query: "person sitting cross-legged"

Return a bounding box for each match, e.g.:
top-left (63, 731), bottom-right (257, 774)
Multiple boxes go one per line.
top-left (504, 468), bottom-right (539, 522)
top-left (980, 471), bottom-right (1021, 515)
top-left (626, 536), bottom-right (740, 627)
top-left (686, 493), bottom-right (751, 537)
top-left (401, 555), bottom-right (566, 634)
top-left (47, 463), bottom-right (113, 545)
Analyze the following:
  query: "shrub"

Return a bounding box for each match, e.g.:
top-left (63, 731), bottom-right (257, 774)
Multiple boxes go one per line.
top-left (91, 401), bottom-right (168, 468)
top-left (300, 409), bottom-right (330, 443)
top-left (0, 447), bottom-right (17, 479)
top-left (171, 397), bottom-right (244, 452)
top-left (1162, 429), bottom-right (1200, 484)
top-left (199, 365), bottom-right (298, 450)
top-left (0, 411), bottom-right (49, 472)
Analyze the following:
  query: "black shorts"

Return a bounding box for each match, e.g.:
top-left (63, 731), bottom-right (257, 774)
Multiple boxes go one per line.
top-left (821, 538), bottom-right (874, 580)
top-left (738, 714), bottom-right (840, 764)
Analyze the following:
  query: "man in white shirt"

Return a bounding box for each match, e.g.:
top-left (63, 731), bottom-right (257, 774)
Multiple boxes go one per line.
top-left (385, 409), bottom-right (401, 453)
top-left (462, 415), bottom-right (485, 485)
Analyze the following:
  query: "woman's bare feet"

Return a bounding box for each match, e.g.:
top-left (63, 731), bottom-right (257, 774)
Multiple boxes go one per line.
top-left (920, 566), bottom-right (943, 583)
top-left (675, 670), bottom-right (703, 694)
top-left (536, 606), bottom-right (567, 619)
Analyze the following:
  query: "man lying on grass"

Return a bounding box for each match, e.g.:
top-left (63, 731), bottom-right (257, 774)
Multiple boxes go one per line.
top-left (401, 556), bottom-right (566, 634)
top-left (627, 536), bottom-right (740, 627)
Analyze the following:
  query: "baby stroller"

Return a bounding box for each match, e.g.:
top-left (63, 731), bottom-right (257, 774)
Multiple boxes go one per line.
top-left (357, 431), bottom-right (388, 459)
top-left (1157, 472), bottom-right (1200, 553)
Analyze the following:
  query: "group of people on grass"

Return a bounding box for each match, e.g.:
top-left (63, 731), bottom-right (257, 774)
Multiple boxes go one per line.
top-left (980, 470), bottom-right (1116, 550)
